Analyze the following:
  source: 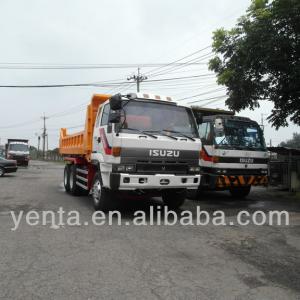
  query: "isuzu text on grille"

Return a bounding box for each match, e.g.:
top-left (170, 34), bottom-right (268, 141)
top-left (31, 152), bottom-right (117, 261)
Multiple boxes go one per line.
top-left (149, 149), bottom-right (180, 157)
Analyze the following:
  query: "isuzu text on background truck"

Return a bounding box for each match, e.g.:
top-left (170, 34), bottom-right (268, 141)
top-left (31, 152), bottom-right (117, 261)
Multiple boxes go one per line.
top-left (192, 107), bottom-right (268, 198)
top-left (59, 93), bottom-right (201, 211)
top-left (5, 139), bottom-right (30, 166)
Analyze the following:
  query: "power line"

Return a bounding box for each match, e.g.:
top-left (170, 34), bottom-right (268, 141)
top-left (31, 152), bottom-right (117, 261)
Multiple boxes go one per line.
top-left (47, 124), bottom-right (84, 131)
top-left (0, 118), bottom-right (41, 129)
top-left (142, 6), bottom-right (243, 65)
top-left (0, 82), bottom-right (124, 88)
top-left (198, 97), bottom-right (227, 107)
top-left (0, 62), bottom-right (208, 70)
top-left (148, 52), bottom-right (213, 79)
top-left (0, 74), bottom-right (215, 88)
top-left (145, 45), bottom-right (211, 76)
top-left (105, 47), bottom-right (213, 94)
top-left (185, 95), bottom-right (227, 104)
top-left (177, 87), bottom-right (226, 101)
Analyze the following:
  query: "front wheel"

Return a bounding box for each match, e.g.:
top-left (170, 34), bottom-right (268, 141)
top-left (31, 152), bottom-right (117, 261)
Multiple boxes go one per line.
top-left (92, 173), bottom-right (115, 212)
top-left (229, 186), bottom-right (251, 198)
top-left (162, 189), bottom-right (186, 209)
top-left (0, 167), bottom-right (5, 177)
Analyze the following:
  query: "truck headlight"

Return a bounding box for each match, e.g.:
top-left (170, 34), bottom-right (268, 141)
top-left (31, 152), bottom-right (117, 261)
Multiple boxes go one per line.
top-left (189, 166), bottom-right (200, 173)
top-left (261, 169), bottom-right (268, 174)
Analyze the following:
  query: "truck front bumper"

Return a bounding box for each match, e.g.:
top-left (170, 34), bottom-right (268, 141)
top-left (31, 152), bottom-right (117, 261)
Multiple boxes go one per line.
top-left (110, 173), bottom-right (201, 191)
top-left (201, 174), bottom-right (268, 190)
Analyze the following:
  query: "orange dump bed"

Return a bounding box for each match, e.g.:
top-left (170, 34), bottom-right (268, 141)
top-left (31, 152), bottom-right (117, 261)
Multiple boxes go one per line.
top-left (59, 94), bottom-right (111, 160)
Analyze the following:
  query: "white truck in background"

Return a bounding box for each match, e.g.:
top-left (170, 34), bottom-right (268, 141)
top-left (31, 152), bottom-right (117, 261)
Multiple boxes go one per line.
top-left (5, 139), bottom-right (30, 166)
top-left (192, 107), bottom-right (268, 198)
top-left (60, 93), bottom-right (202, 211)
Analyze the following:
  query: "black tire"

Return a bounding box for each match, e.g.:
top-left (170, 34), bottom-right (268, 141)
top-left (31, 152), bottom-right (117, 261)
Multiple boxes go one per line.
top-left (91, 172), bottom-right (114, 211)
top-left (229, 186), bottom-right (251, 198)
top-left (69, 164), bottom-right (82, 196)
top-left (0, 167), bottom-right (5, 177)
top-left (162, 189), bottom-right (186, 209)
top-left (64, 164), bottom-right (71, 193)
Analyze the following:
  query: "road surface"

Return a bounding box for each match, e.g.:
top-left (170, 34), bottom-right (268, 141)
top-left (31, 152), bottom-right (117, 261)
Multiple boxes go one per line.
top-left (0, 161), bottom-right (300, 299)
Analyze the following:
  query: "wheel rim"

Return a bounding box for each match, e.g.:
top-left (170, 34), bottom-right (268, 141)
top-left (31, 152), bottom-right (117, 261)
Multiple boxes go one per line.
top-left (0, 168), bottom-right (4, 176)
top-left (92, 179), bottom-right (101, 205)
top-left (69, 169), bottom-right (74, 189)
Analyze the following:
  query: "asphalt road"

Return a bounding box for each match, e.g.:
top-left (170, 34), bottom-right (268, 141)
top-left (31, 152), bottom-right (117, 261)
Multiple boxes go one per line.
top-left (0, 160), bottom-right (300, 300)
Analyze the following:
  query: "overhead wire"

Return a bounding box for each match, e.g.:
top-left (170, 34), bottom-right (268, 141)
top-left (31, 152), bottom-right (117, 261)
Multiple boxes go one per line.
top-left (0, 62), bottom-right (208, 70)
top-left (177, 87), bottom-right (226, 101)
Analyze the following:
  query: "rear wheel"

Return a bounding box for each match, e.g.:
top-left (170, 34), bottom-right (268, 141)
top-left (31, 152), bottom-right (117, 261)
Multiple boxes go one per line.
top-left (229, 186), bottom-right (251, 198)
top-left (162, 189), bottom-right (186, 209)
top-left (0, 167), bottom-right (5, 177)
top-left (64, 164), bottom-right (71, 193)
top-left (92, 173), bottom-right (114, 211)
top-left (69, 164), bottom-right (82, 196)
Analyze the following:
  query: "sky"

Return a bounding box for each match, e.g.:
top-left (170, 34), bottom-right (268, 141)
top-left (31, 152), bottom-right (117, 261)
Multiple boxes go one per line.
top-left (0, 0), bottom-right (298, 149)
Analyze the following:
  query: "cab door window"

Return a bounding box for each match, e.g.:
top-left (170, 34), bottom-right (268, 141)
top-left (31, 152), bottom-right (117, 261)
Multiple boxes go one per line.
top-left (101, 104), bottom-right (110, 126)
top-left (198, 122), bottom-right (213, 145)
top-left (95, 106), bottom-right (102, 127)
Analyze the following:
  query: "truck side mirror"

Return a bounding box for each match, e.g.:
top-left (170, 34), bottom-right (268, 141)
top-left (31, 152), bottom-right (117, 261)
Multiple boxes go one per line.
top-left (108, 111), bottom-right (121, 123)
top-left (195, 112), bottom-right (203, 124)
top-left (109, 94), bottom-right (122, 110)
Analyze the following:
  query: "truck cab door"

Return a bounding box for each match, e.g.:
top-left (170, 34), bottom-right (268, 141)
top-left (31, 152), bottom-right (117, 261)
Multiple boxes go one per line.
top-left (198, 122), bottom-right (214, 168)
top-left (92, 103), bottom-right (112, 159)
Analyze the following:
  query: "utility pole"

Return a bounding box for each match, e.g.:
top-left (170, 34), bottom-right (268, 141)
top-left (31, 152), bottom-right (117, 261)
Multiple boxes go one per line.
top-left (127, 67), bottom-right (148, 92)
top-left (37, 136), bottom-right (40, 158)
top-left (41, 114), bottom-right (48, 160)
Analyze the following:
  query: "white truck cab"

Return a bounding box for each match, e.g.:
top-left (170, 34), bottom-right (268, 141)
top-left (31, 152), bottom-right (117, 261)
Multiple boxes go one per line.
top-left (5, 139), bottom-right (30, 166)
top-left (192, 108), bottom-right (268, 198)
top-left (61, 93), bottom-right (202, 211)
top-left (91, 93), bottom-right (201, 206)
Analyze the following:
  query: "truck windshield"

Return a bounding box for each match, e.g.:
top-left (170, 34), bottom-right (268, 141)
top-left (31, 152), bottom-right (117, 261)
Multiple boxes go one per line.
top-left (215, 119), bottom-right (266, 150)
top-left (9, 144), bottom-right (29, 152)
top-left (119, 101), bottom-right (198, 138)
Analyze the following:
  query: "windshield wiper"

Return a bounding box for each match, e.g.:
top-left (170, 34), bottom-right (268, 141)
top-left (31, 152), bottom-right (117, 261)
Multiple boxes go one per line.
top-left (124, 128), bottom-right (158, 139)
top-left (144, 130), bottom-right (178, 140)
top-left (162, 129), bottom-right (195, 141)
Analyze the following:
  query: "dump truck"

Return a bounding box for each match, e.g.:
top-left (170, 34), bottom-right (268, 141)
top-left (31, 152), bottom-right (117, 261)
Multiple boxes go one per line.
top-left (192, 107), bottom-right (268, 198)
top-left (59, 93), bottom-right (201, 211)
top-left (5, 139), bottom-right (30, 166)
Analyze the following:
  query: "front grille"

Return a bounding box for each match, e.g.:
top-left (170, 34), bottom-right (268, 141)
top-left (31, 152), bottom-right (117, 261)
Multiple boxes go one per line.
top-left (225, 169), bottom-right (265, 175)
top-left (136, 162), bottom-right (188, 174)
top-left (11, 156), bottom-right (25, 160)
top-left (204, 168), bottom-right (265, 175)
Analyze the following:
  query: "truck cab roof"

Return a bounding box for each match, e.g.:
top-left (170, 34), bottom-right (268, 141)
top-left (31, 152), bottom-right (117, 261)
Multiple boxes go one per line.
top-left (203, 114), bottom-right (254, 123)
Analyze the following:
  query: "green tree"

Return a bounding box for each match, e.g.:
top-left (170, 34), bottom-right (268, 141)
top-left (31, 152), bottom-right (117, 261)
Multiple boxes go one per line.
top-left (280, 133), bottom-right (300, 148)
top-left (209, 0), bottom-right (300, 129)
